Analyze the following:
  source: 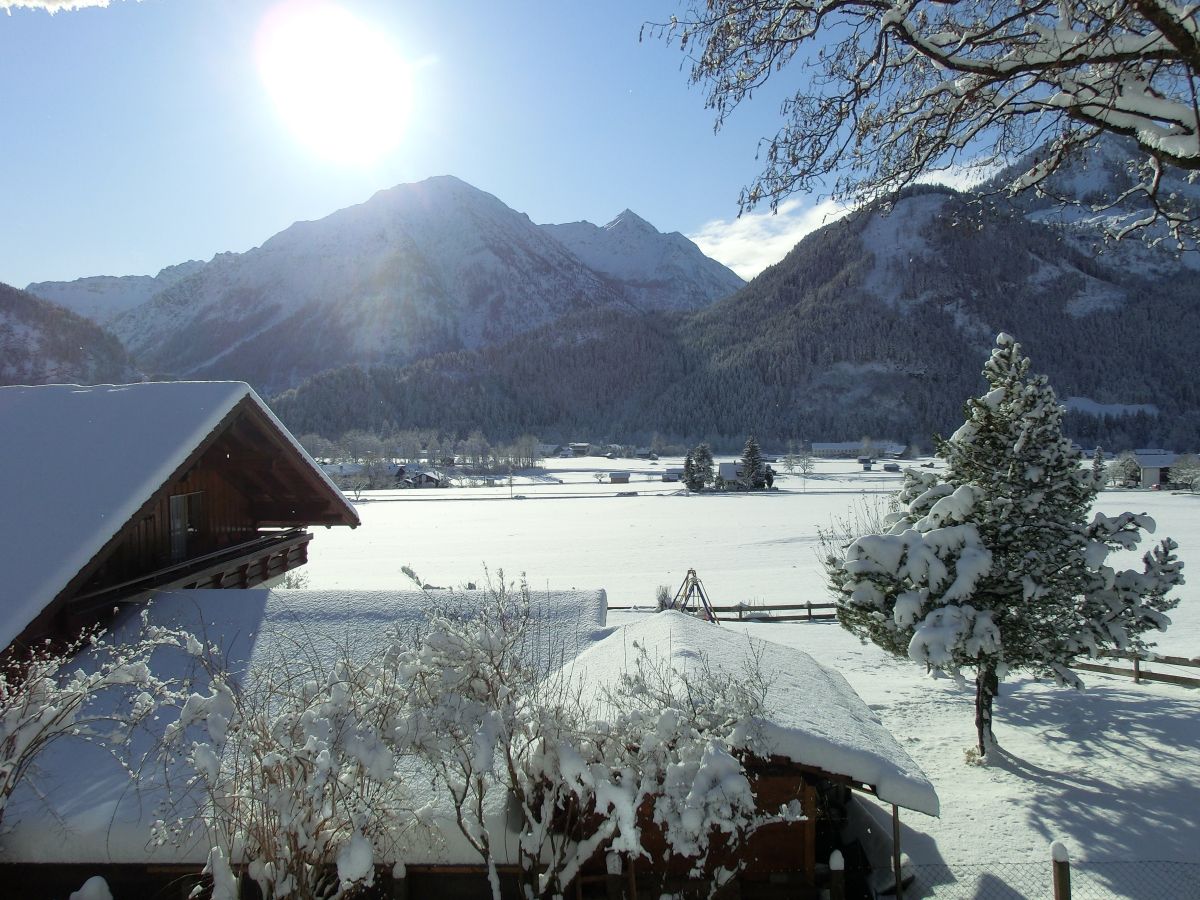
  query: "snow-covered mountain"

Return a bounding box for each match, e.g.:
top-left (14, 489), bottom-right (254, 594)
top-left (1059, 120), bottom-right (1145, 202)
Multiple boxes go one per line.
top-left (273, 182), bottom-right (1200, 449)
top-left (987, 134), bottom-right (1200, 273)
top-left (0, 283), bottom-right (138, 386)
top-left (542, 209), bottom-right (743, 311)
top-left (26, 260), bottom-right (204, 326)
top-left (32, 177), bottom-right (742, 394)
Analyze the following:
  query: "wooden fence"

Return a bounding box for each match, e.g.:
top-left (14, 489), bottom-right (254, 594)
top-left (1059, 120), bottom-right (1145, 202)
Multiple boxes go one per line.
top-left (609, 602), bottom-right (838, 622)
top-left (1070, 649), bottom-right (1200, 688)
top-left (607, 606), bottom-right (1198, 687)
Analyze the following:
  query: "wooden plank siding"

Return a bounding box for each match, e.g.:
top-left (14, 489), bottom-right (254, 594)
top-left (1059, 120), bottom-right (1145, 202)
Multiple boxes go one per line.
top-left (87, 465), bottom-right (259, 594)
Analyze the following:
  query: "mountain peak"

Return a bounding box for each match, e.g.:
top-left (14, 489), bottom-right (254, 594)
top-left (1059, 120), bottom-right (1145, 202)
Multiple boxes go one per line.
top-left (605, 209), bottom-right (658, 234)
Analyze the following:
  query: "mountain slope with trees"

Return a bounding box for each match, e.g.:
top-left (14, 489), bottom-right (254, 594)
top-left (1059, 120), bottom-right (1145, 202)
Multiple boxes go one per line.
top-left (271, 184), bottom-right (1200, 449)
top-left (26, 177), bottom-right (742, 395)
top-left (0, 283), bottom-right (138, 386)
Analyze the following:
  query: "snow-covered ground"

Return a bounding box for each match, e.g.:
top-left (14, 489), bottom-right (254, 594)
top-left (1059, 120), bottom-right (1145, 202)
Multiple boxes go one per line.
top-left (304, 457), bottom-right (1200, 896)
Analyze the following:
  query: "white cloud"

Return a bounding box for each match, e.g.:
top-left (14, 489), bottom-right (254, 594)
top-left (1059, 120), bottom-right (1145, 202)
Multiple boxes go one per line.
top-left (687, 197), bottom-right (850, 281)
top-left (2, 0), bottom-right (129, 11)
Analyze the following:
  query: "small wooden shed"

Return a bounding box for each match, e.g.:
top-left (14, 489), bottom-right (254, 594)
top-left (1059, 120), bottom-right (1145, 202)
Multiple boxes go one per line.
top-left (561, 612), bottom-right (940, 898)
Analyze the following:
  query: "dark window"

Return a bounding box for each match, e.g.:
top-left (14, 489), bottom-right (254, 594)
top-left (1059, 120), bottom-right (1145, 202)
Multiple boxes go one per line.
top-left (169, 492), bottom-right (203, 562)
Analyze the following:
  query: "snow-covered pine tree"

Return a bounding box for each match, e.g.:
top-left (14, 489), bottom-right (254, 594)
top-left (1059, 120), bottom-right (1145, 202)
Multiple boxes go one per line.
top-left (740, 435), bottom-right (764, 489)
top-left (1091, 446), bottom-right (1106, 489)
top-left (692, 443), bottom-right (715, 489)
top-left (834, 334), bottom-right (1183, 756)
top-left (683, 451), bottom-right (700, 492)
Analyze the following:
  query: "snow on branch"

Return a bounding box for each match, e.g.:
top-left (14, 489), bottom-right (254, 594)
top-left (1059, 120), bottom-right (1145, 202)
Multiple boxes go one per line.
top-left (653, 0), bottom-right (1200, 244)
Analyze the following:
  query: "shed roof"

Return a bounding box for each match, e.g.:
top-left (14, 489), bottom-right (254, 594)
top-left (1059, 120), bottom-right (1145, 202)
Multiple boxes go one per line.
top-left (0, 382), bottom-right (358, 651)
top-left (560, 611), bottom-right (939, 816)
top-left (0, 587), bottom-right (611, 866)
top-left (1134, 450), bottom-right (1179, 468)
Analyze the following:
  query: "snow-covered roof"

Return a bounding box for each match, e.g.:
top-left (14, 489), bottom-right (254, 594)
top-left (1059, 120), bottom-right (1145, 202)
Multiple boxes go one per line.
top-left (0, 382), bottom-right (355, 651)
top-left (561, 611), bottom-right (939, 816)
top-left (1134, 450), bottom-right (1179, 468)
top-left (0, 587), bottom-right (611, 865)
top-left (812, 441), bottom-right (907, 456)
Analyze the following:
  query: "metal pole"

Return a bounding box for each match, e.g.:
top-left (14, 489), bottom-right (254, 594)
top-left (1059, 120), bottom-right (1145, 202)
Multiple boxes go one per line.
top-left (892, 804), bottom-right (904, 900)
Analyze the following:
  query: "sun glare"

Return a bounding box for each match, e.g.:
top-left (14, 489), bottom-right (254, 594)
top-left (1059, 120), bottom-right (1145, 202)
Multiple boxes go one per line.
top-left (257, 0), bottom-right (410, 165)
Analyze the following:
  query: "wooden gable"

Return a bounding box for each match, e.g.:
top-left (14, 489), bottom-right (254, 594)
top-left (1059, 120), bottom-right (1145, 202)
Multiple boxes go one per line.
top-left (7, 393), bottom-right (357, 654)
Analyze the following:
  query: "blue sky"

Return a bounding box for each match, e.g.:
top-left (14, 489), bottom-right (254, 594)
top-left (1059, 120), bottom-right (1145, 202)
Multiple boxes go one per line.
top-left (0, 0), bottom-right (841, 287)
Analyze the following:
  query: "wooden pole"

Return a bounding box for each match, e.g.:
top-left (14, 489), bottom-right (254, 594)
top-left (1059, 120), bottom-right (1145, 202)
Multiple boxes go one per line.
top-left (1132, 652), bottom-right (1141, 684)
top-left (605, 852), bottom-right (624, 900)
top-left (829, 849), bottom-right (846, 900)
top-left (892, 804), bottom-right (904, 900)
top-left (1052, 844), bottom-right (1071, 900)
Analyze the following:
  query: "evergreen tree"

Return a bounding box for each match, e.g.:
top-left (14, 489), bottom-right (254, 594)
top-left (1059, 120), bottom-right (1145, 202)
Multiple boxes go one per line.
top-left (740, 435), bottom-right (764, 489)
top-left (833, 334), bottom-right (1183, 756)
top-left (692, 443), bottom-right (715, 489)
top-left (1091, 445), bottom-right (1106, 489)
top-left (683, 452), bottom-right (701, 492)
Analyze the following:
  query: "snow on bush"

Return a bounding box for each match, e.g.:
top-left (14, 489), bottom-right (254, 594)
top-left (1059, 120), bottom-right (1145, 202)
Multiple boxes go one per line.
top-left (0, 613), bottom-right (184, 842)
top-left (396, 573), bottom-right (793, 899)
top-left (157, 629), bottom-right (416, 900)
top-left (5, 579), bottom-right (809, 899)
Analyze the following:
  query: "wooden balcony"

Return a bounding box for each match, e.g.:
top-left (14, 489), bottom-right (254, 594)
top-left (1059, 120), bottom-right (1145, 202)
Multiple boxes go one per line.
top-left (68, 528), bottom-right (313, 617)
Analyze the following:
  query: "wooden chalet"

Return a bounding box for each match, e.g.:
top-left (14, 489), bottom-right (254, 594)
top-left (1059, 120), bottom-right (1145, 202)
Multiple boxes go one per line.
top-left (0, 382), bottom-right (358, 655)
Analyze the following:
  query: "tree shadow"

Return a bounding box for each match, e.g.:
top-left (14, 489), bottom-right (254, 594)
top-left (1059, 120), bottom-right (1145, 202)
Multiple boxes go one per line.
top-left (981, 679), bottom-right (1200, 896)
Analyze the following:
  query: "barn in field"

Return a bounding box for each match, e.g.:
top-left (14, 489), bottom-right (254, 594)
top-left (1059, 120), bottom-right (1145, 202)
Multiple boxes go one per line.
top-left (0, 381), bottom-right (359, 655)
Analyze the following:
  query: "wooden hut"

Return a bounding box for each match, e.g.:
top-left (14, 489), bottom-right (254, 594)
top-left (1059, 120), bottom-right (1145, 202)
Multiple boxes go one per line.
top-left (560, 611), bottom-right (939, 898)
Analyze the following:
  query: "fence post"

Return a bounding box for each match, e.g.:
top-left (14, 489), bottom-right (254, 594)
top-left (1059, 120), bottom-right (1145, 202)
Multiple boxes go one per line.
top-left (829, 849), bottom-right (846, 900)
top-left (1052, 842), bottom-right (1071, 900)
top-left (605, 851), bottom-right (624, 900)
top-left (807, 601), bottom-right (813, 621)
top-left (892, 804), bottom-right (904, 900)
top-left (1132, 652), bottom-right (1141, 684)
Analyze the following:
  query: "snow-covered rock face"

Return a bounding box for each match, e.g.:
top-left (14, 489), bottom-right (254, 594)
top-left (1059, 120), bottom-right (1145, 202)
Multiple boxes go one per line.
top-left (541, 209), bottom-right (744, 312)
top-left (32, 178), bottom-right (741, 395)
top-left (102, 175), bottom-right (639, 393)
top-left (988, 134), bottom-right (1200, 272)
top-left (25, 260), bottom-right (203, 326)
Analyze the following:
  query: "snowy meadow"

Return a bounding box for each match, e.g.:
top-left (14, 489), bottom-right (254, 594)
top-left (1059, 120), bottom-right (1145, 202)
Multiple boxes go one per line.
top-left (304, 457), bottom-right (1200, 898)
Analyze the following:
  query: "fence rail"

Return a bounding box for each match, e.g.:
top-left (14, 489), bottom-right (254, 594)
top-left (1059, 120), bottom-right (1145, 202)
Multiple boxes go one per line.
top-left (1070, 649), bottom-right (1200, 689)
top-left (608, 601), bottom-right (837, 622)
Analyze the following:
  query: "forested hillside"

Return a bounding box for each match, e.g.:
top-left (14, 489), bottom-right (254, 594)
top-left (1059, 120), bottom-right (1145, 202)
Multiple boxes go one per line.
top-left (272, 186), bottom-right (1200, 450)
top-left (0, 283), bottom-right (138, 386)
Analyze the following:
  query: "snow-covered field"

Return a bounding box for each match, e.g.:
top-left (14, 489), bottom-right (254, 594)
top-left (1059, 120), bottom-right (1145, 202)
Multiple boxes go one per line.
top-left (305, 457), bottom-right (1200, 896)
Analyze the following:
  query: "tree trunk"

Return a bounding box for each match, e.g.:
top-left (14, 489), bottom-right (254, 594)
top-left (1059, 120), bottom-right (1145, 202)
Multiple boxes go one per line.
top-left (975, 662), bottom-right (999, 756)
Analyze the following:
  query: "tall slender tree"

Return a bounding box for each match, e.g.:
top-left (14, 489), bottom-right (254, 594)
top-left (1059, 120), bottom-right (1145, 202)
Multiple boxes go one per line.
top-left (740, 435), bottom-right (764, 489)
top-left (692, 443), bottom-right (715, 490)
top-left (833, 334), bottom-right (1183, 756)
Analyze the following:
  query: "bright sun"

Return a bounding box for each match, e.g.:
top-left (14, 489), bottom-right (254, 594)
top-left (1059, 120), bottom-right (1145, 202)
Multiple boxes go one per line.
top-left (257, 0), bottom-right (411, 165)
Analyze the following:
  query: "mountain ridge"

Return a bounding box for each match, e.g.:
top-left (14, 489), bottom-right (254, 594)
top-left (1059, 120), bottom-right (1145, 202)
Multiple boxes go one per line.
top-left (26, 175), bottom-right (743, 394)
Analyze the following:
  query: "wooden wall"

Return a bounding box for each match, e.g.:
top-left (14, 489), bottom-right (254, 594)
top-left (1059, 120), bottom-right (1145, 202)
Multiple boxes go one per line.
top-left (80, 464), bottom-right (259, 597)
